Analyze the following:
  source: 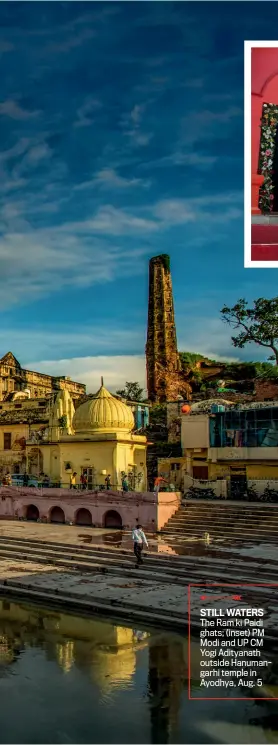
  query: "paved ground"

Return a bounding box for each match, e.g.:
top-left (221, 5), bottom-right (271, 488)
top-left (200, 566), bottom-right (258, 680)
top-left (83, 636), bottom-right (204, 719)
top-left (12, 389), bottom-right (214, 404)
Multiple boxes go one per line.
top-left (0, 521), bottom-right (276, 642)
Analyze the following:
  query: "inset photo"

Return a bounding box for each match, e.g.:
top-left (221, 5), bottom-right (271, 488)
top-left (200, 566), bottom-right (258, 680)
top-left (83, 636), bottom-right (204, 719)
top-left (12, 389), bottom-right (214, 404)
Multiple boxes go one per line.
top-left (246, 41), bottom-right (278, 266)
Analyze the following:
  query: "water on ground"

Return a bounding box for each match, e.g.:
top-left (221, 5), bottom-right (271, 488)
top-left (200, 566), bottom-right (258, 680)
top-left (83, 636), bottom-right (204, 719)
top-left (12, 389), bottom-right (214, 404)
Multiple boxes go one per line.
top-left (0, 597), bottom-right (277, 744)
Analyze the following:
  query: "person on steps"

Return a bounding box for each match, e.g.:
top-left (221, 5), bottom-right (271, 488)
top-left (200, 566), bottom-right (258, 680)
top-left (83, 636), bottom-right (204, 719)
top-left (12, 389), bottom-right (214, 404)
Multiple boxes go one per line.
top-left (132, 524), bottom-right (148, 568)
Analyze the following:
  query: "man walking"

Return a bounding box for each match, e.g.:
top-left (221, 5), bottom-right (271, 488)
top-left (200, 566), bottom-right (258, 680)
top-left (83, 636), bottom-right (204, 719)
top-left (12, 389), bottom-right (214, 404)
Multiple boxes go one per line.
top-left (132, 524), bottom-right (148, 568)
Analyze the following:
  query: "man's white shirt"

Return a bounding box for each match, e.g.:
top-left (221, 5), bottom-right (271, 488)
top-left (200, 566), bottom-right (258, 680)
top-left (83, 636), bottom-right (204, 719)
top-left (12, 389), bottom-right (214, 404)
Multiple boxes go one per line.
top-left (132, 528), bottom-right (148, 547)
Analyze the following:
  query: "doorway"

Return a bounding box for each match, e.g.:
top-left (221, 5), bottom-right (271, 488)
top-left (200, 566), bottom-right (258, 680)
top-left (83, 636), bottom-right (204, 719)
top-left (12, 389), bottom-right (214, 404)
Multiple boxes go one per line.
top-left (229, 473), bottom-right (247, 500)
top-left (81, 467), bottom-right (96, 489)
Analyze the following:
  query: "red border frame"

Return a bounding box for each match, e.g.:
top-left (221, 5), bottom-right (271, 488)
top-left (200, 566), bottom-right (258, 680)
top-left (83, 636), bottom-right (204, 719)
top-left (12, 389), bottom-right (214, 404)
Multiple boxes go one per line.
top-left (188, 583), bottom-right (278, 701)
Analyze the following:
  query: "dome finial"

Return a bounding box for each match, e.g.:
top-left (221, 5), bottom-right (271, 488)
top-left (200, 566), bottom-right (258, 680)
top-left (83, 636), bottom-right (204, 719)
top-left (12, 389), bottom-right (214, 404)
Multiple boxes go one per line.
top-left (101, 376), bottom-right (104, 387)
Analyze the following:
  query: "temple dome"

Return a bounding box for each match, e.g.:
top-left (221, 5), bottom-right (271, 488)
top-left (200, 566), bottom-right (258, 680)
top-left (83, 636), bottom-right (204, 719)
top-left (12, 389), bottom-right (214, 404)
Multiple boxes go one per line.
top-left (72, 384), bottom-right (135, 434)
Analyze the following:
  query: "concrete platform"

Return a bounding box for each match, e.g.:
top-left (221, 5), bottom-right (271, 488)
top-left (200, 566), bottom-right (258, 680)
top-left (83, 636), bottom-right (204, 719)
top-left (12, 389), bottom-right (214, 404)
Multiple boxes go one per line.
top-left (0, 522), bottom-right (276, 642)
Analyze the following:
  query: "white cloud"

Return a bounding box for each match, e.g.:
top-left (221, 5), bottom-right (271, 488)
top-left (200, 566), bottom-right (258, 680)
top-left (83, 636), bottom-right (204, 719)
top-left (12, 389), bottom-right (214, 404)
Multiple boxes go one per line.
top-left (177, 317), bottom-right (259, 362)
top-left (0, 177), bottom-right (28, 193)
top-left (0, 208), bottom-right (154, 307)
top-left (0, 138), bottom-right (31, 162)
top-left (130, 104), bottom-right (145, 125)
top-left (131, 132), bottom-right (153, 147)
top-left (180, 106), bottom-right (242, 145)
top-left (152, 192), bottom-right (243, 225)
top-left (46, 28), bottom-right (95, 55)
top-left (0, 325), bottom-right (144, 362)
top-left (73, 97), bottom-right (102, 128)
top-left (65, 205), bottom-right (159, 235)
top-left (75, 168), bottom-right (148, 191)
top-left (140, 149), bottom-right (218, 172)
top-left (168, 151), bottom-right (217, 167)
top-left (25, 355), bottom-right (147, 394)
top-left (0, 100), bottom-right (40, 120)
top-left (25, 144), bottom-right (52, 164)
top-left (122, 103), bottom-right (153, 147)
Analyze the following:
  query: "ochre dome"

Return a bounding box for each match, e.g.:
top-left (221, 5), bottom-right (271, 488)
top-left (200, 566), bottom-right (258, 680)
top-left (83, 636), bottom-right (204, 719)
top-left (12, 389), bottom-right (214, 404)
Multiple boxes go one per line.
top-left (72, 384), bottom-right (135, 434)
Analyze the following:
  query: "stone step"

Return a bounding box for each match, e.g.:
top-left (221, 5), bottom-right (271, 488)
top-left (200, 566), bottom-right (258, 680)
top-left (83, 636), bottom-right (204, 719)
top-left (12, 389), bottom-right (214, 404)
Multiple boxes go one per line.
top-left (166, 520), bottom-right (278, 533)
top-left (162, 529), bottom-right (278, 541)
top-left (0, 536), bottom-right (277, 586)
top-left (0, 546), bottom-right (276, 591)
top-left (180, 507), bottom-right (278, 517)
top-left (167, 515), bottom-right (278, 526)
top-left (183, 499), bottom-right (278, 508)
top-left (182, 503), bottom-right (278, 512)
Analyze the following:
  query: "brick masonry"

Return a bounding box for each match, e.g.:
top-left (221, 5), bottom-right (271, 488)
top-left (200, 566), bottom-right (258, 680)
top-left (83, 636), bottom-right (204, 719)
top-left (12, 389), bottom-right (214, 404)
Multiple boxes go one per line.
top-left (146, 256), bottom-right (191, 403)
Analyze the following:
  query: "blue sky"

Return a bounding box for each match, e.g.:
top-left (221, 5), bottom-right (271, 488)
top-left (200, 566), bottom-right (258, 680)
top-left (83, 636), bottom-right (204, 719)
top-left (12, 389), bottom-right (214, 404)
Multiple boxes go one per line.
top-left (0, 1), bottom-right (277, 391)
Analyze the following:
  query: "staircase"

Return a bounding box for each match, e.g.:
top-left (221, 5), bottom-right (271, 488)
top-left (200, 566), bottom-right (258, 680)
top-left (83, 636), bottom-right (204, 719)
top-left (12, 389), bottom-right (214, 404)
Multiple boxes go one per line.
top-left (160, 499), bottom-right (278, 542)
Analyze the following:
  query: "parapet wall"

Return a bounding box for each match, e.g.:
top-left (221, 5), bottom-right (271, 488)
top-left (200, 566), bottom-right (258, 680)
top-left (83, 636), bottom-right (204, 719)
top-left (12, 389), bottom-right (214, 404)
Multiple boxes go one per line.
top-left (0, 487), bottom-right (181, 532)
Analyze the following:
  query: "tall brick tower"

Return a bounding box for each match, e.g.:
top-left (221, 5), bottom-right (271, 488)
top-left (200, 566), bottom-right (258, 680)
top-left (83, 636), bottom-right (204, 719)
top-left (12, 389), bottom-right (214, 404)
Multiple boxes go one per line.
top-left (146, 254), bottom-right (188, 402)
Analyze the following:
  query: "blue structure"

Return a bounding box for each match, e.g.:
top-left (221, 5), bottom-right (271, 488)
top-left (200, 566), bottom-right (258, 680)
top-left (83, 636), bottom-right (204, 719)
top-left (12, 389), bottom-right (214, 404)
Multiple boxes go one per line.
top-left (209, 406), bottom-right (278, 448)
top-left (129, 403), bottom-right (150, 430)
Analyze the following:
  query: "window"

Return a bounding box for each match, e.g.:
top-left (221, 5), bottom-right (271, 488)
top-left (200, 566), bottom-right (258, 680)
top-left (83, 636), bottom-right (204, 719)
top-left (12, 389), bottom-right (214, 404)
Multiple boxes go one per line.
top-left (3, 433), bottom-right (11, 450)
top-left (170, 463), bottom-right (181, 471)
top-left (14, 404), bottom-right (22, 409)
top-left (39, 402), bottom-right (45, 407)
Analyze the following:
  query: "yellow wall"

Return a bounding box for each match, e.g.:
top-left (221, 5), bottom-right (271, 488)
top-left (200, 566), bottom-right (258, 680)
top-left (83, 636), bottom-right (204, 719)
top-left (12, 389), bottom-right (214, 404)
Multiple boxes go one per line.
top-left (157, 456), bottom-right (185, 488)
top-left (42, 438), bottom-right (147, 490)
top-left (247, 463), bottom-right (278, 479)
top-left (0, 423), bottom-right (29, 449)
top-left (208, 461), bottom-right (278, 480)
top-left (0, 422), bottom-right (45, 473)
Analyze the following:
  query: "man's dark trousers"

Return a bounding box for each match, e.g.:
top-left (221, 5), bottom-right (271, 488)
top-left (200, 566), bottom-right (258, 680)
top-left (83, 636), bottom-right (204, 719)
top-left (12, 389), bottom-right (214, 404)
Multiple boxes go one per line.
top-left (134, 542), bottom-right (143, 565)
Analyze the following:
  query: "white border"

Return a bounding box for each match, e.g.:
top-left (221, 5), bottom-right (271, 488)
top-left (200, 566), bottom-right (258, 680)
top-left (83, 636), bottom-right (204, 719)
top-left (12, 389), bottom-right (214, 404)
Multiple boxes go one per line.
top-left (245, 40), bottom-right (278, 268)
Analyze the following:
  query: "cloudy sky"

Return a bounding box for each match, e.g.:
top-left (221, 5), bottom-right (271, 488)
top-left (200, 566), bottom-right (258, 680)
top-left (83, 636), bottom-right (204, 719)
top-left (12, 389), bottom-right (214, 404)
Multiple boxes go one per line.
top-left (0, 1), bottom-right (276, 393)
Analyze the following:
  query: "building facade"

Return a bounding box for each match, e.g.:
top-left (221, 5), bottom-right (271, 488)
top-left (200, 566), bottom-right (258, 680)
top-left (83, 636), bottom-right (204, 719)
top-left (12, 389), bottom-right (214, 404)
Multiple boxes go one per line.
top-left (181, 402), bottom-right (278, 496)
top-left (33, 384), bottom-right (148, 491)
top-left (0, 352), bottom-right (85, 402)
top-left (158, 400), bottom-right (278, 496)
top-left (0, 382), bottom-right (150, 491)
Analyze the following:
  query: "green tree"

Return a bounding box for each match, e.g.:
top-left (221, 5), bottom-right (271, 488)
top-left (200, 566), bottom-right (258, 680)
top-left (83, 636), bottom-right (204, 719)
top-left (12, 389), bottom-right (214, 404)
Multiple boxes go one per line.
top-left (179, 352), bottom-right (212, 369)
top-left (220, 297), bottom-right (278, 364)
top-left (149, 403), bottom-right (167, 426)
top-left (116, 381), bottom-right (144, 401)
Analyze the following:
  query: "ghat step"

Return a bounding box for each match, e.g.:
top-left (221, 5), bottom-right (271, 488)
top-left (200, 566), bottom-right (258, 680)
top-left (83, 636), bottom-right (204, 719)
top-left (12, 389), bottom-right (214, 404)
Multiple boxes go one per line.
top-left (161, 501), bottom-right (278, 540)
top-left (0, 535), bottom-right (277, 588)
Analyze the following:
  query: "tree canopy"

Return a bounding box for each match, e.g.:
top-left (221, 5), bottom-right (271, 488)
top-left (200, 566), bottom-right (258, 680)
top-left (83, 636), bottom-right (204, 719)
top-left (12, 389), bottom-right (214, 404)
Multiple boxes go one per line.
top-left (116, 381), bottom-right (145, 401)
top-left (220, 297), bottom-right (278, 365)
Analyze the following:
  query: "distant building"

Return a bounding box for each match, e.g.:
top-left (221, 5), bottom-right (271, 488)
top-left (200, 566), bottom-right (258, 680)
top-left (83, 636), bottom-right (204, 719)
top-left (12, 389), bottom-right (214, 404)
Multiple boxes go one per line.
top-left (0, 351), bottom-right (85, 402)
top-left (124, 401), bottom-right (150, 430)
top-left (158, 399), bottom-right (278, 496)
